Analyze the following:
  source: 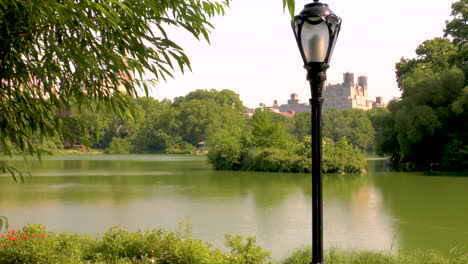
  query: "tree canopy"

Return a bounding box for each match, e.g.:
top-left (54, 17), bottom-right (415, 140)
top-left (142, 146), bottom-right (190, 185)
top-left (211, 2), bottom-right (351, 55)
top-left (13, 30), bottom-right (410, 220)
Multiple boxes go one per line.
top-left (376, 0), bottom-right (467, 171)
top-left (0, 0), bottom-right (230, 178)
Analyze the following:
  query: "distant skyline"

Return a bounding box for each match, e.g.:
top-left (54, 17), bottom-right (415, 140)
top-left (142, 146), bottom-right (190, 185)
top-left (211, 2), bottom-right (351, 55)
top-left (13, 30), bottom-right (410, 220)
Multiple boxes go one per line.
top-left (150, 0), bottom-right (453, 107)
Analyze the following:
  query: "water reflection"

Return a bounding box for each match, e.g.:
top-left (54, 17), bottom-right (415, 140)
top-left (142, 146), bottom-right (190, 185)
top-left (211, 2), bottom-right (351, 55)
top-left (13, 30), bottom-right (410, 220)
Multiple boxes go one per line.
top-left (1, 156), bottom-right (465, 258)
top-left (373, 171), bottom-right (468, 254)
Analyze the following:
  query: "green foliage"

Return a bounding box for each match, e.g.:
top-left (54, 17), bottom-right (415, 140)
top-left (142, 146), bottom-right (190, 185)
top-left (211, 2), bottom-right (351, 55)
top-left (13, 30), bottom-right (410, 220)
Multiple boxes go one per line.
top-left (282, 0), bottom-right (296, 19)
top-left (242, 147), bottom-right (309, 173)
top-left (208, 130), bottom-right (243, 170)
top-left (281, 247), bottom-right (468, 264)
top-left (444, 0), bottom-right (467, 46)
top-left (292, 112), bottom-right (311, 140)
top-left (396, 38), bottom-right (458, 90)
top-left (105, 137), bottom-right (132, 154)
top-left (294, 109), bottom-right (376, 152)
top-left (175, 89), bottom-right (245, 146)
top-left (0, 225), bottom-right (86, 264)
top-left (251, 111), bottom-right (290, 149)
top-left (377, 69), bottom-right (467, 170)
top-left (322, 137), bottom-right (366, 174)
top-left (0, 216), bottom-right (7, 231)
top-left (378, 1), bottom-right (468, 171)
top-left (224, 234), bottom-right (271, 264)
top-left (0, 0), bottom-right (230, 174)
top-left (322, 109), bottom-right (375, 151)
top-left (0, 224), bottom-right (272, 264)
top-left (208, 117), bottom-right (367, 174)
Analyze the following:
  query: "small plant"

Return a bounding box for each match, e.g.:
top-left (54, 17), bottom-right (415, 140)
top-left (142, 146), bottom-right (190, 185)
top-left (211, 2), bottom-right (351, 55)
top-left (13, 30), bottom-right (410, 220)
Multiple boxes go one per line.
top-left (224, 234), bottom-right (272, 264)
top-left (0, 216), bottom-right (8, 231)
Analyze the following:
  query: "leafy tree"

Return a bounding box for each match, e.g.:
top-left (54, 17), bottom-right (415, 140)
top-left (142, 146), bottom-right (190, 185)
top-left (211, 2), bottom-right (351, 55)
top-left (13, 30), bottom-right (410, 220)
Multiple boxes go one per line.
top-left (0, 0), bottom-right (230, 177)
top-left (322, 137), bottom-right (366, 174)
top-left (132, 98), bottom-right (180, 153)
top-left (377, 69), bottom-right (467, 170)
top-left (250, 111), bottom-right (290, 149)
top-left (105, 137), bottom-right (132, 154)
top-left (395, 38), bottom-right (457, 91)
top-left (175, 89), bottom-right (245, 146)
top-left (444, 0), bottom-right (467, 46)
top-left (377, 1), bottom-right (468, 171)
top-left (322, 109), bottom-right (375, 151)
top-left (292, 112), bottom-right (311, 140)
top-left (174, 89), bottom-right (244, 113)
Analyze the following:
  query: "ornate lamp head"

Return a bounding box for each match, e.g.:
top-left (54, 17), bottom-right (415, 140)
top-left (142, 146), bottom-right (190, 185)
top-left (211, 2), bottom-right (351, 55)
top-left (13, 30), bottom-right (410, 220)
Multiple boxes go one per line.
top-left (292, 0), bottom-right (342, 67)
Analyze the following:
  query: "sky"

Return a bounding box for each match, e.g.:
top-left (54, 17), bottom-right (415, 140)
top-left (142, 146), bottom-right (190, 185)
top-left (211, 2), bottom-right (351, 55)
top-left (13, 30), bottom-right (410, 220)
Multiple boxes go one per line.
top-left (151, 0), bottom-right (454, 108)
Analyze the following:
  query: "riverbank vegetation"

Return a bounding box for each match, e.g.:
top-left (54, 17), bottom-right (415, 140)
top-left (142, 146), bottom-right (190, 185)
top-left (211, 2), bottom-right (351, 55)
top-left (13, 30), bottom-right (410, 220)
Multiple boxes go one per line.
top-left (2, 0), bottom-right (465, 176)
top-left (208, 110), bottom-right (367, 174)
top-left (1, 89), bottom-right (372, 174)
top-left (374, 0), bottom-right (467, 172)
top-left (1, 224), bottom-right (466, 264)
top-left (0, 0), bottom-right (231, 179)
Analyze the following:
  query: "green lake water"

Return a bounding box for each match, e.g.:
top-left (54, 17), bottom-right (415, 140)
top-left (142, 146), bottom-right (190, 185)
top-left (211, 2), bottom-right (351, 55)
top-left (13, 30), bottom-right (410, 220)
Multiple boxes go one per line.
top-left (1, 155), bottom-right (467, 259)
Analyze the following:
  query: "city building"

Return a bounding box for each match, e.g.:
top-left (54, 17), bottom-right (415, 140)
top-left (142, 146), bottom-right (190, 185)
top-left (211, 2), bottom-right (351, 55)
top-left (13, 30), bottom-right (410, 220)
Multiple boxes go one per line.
top-left (323, 72), bottom-right (384, 110)
top-left (278, 93), bottom-right (310, 113)
top-left (255, 72), bottom-right (385, 117)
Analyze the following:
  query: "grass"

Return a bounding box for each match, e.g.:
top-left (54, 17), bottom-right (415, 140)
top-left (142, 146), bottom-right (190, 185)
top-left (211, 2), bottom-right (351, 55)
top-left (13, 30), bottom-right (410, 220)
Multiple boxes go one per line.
top-left (281, 247), bottom-right (468, 264)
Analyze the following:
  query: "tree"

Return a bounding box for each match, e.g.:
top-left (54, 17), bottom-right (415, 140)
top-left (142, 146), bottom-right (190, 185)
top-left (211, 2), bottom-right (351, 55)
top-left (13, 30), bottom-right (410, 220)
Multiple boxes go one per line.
top-left (395, 38), bottom-right (457, 91)
top-left (174, 90), bottom-right (245, 146)
top-left (322, 109), bottom-right (375, 151)
top-left (0, 0), bottom-right (230, 179)
top-left (444, 0), bottom-right (467, 46)
top-left (250, 111), bottom-right (290, 149)
top-left (377, 69), bottom-right (467, 170)
top-left (292, 112), bottom-right (311, 140)
top-left (131, 98), bottom-right (180, 153)
top-left (377, 0), bottom-right (468, 171)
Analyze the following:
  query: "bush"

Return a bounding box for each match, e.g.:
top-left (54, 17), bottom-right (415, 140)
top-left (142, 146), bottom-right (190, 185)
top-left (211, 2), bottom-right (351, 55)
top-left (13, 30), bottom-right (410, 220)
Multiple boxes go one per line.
top-left (0, 224), bottom-right (272, 264)
top-left (208, 134), bottom-right (243, 170)
top-left (210, 136), bottom-right (366, 174)
top-left (105, 137), bottom-right (132, 154)
top-left (322, 137), bottom-right (366, 174)
top-left (0, 225), bottom-right (88, 264)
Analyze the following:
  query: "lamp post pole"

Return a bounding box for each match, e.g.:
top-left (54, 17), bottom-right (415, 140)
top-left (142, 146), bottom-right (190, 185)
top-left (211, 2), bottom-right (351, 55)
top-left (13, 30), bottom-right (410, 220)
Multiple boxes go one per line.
top-left (307, 63), bottom-right (328, 264)
top-left (290, 1), bottom-right (341, 263)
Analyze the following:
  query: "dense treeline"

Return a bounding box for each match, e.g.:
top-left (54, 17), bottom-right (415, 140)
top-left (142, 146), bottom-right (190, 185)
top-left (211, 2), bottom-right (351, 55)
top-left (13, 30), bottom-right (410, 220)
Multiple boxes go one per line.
top-left (0, 88), bottom-right (376, 174)
top-left (374, 0), bottom-right (467, 171)
top-left (208, 109), bottom-right (370, 174)
top-left (76, 89), bottom-right (245, 155)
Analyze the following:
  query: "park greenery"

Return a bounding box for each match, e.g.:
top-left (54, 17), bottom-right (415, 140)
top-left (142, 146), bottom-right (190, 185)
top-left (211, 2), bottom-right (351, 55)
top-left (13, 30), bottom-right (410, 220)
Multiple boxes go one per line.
top-left (1, 0), bottom-right (464, 174)
top-left (207, 109), bottom-right (367, 174)
top-left (0, 0), bottom-right (467, 261)
top-left (0, 0), bottom-right (230, 179)
top-left (1, 224), bottom-right (467, 264)
top-left (375, 0), bottom-right (467, 171)
top-left (0, 88), bottom-right (371, 174)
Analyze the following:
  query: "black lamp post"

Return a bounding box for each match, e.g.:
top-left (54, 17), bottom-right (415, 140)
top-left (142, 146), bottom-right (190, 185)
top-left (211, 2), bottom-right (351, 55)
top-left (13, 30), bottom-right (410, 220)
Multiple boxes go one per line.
top-left (291, 1), bottom-right (341, 264)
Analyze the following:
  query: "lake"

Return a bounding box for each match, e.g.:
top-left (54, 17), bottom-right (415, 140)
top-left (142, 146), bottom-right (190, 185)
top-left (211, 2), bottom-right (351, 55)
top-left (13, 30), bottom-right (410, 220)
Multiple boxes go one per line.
top-left (1, 155), bottom-right (467, 259)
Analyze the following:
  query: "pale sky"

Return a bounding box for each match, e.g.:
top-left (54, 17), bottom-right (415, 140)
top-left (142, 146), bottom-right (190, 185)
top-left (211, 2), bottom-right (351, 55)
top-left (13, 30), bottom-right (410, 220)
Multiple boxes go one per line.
top-left (151, 0), bottom-right (454, 107)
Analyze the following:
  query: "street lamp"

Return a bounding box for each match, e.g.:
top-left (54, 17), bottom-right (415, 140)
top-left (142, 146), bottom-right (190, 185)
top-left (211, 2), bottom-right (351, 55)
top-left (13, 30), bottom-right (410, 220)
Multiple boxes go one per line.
top-left (291, 1), bottom-right (341, 264)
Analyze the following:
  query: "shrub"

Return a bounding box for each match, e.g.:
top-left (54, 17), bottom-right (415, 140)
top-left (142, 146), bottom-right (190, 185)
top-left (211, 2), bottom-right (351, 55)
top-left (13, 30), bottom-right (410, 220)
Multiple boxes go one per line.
top-left (0, 225), bottom-right (88, 264)
top-left (0, 224), bottom-right (272, 264)
top-left (105, 137), bottom-right (132, 154)
top-left (322, 137), bottom-right (366, 174)
top-left (208, 134), bottom-right (243, 170)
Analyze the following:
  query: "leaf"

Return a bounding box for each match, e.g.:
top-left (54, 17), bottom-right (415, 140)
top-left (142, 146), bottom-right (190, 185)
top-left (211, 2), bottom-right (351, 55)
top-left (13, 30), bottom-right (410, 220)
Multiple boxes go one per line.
top-left (0, 216), bottom-right (9, 231)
